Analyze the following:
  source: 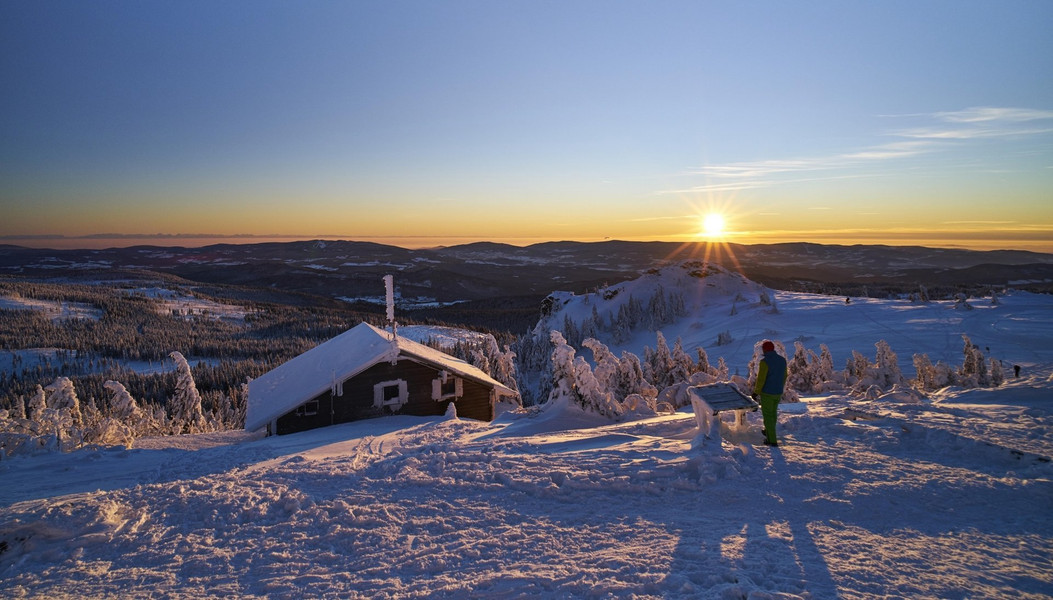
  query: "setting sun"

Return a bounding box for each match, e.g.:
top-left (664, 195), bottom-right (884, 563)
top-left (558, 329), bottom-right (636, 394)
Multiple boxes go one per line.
top-left (702, 213), bottom-right (726, 238)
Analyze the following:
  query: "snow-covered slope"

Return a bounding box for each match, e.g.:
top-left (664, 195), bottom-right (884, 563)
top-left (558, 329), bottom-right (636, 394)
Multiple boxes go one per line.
top-left (2, 267), bottom-right (1052, 598)
top-left (2, 376), bottom-right (1051, 598)
top-left (532, 262), bottom-right (1049, 377)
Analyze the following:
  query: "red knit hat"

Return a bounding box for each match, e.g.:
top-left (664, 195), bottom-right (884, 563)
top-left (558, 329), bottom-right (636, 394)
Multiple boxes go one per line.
top-left (762, 340), bottom-right (775, 353)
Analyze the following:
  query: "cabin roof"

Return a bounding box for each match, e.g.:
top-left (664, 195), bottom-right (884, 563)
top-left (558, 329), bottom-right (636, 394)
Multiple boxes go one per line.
top-left (245, 322), bottom-right (515, 431)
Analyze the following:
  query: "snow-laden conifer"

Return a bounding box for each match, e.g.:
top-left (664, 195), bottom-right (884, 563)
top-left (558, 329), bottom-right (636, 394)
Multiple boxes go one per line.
top-left (866, 340), bottom-right (904, 390)
top-left (616, 351), bottom-right (656, 401)
top-left (696, 347), bottom-right (711, 376)
top-left (989, 358), bottom-right (1005, 387)
top-left (548, 331), bottom-right (578, 405)
top-left (105, 380), bottom-right (141, 422)
top-left (573, 356), bottom-right (624, 418)
top-left (715, 357), bottom-right (729, 381)
top-left (27, 385), bottom-right (46, 422)
top-left (583, 338), bottom-right (619, 400)
top-left (44, 376), bottom-right (81, 427)
top-left (959, 335), bottom-right (989, 387)
top-left (669, 337), bottom-right (696, 385)
top-left (168, 351), bottom-right (208, 434)
top-left (787, 342), bottom-right (811, 393)
top-left (646, 332), bottom-right (675, 390)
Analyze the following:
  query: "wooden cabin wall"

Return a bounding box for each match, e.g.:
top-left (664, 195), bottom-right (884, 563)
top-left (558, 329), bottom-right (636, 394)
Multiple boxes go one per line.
top-left (275, 357), bottom-right (495, 435)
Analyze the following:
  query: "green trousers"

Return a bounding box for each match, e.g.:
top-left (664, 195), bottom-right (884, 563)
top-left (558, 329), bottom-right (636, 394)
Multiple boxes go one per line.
top-left (759, 393), bottom-right (780, 444)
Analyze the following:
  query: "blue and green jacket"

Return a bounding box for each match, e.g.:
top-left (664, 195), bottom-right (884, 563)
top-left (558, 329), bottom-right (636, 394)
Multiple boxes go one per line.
top-left (754, 350), bottom-right (787, 397)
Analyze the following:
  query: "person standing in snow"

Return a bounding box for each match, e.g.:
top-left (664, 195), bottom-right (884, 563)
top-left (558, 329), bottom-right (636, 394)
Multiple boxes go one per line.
top-left (752, 340), bottom-right (787, 447)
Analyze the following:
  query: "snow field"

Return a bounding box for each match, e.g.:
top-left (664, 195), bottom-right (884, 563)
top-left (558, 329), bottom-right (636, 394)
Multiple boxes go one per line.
top-left (3, 378), bottom-right (1051, 598)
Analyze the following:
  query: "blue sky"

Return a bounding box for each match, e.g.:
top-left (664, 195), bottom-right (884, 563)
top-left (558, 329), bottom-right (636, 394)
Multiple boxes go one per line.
top-left (2, 1), bottom-right (1051, 250)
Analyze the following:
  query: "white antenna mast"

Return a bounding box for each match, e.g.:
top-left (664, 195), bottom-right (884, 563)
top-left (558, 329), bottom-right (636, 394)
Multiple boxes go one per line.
top-left (383, 274), bottom-right (397, 338)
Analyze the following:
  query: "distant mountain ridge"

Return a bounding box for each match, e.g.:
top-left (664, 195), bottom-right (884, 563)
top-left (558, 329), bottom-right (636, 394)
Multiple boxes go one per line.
top-left (1, 240), bottom-right (1051, 304)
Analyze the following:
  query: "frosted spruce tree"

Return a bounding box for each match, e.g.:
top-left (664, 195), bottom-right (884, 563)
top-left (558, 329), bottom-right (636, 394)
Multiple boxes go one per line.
top-left (959, 335), bottom-right (990, 387)
top-left (868, 340), bottom-right (904, 390)
top-left (817, 345), bottom-right (836, 386)
top-left (787, 342), bottom-right (812, 393)
top-left (548, 331), bottom-right (578, 405)
top-left (105, 380), bottom-right (141, 422)
top-left (583, 338), bottom-right (620, 399)
top-left (645, 332), bottom-right (676, 390)
top-left (476, 334), bottom-right (520, 402)
top-left (27, 384), bottom-right (46, 422)
top-left (40, 377), bottom-right (83, 451)
top-left (44, 376), bottom-right (82, 427)
top-left (912, 353), bottom-right (937, 391)
top-left (669, 338), bottom-right (697, 385)
top-left (169, 351), bottom-right (208, 434)
top-left (695, 347), bottom-right (711, 376)
top-left (573, 355), bottom-right (624, 418)
top-left (616, 350), bottom-right (656, 401)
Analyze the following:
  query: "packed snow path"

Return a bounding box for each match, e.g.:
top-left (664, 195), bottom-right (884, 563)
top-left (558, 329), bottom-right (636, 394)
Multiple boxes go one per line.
top-left (2, 377), bottom-right (1052, 599)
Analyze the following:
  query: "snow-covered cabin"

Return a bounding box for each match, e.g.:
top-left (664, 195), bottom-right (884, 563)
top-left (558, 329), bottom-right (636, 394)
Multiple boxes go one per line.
top-left (246, 322), bottom-right (516, 435)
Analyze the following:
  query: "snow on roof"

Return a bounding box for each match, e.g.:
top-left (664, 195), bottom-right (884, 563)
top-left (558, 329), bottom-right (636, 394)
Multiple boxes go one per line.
top-left (245, 322), bottom-right (514, 432)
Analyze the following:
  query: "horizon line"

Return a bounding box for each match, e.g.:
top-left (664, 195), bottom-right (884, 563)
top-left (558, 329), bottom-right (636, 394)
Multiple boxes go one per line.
top-left (2, 233), bottom-right (1052, 255)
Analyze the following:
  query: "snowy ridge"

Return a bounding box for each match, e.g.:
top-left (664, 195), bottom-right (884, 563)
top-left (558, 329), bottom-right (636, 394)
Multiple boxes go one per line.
top-left (533, 262), bottom-right (767, 338)
top-left (530, 261), bottom-right (1050, 377)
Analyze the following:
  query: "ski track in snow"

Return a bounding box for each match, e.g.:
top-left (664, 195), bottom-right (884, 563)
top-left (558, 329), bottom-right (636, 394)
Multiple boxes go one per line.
top-left (2, 384), bottom-right (1052, 599)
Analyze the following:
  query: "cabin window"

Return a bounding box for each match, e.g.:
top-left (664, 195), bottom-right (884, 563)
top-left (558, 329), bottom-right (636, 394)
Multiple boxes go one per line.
top-left (373, 379), bottom-right (408, 411)
top-left (295, 399), bottom-right (319, 417)
top-left (431, 372), bottom-right (464, 401)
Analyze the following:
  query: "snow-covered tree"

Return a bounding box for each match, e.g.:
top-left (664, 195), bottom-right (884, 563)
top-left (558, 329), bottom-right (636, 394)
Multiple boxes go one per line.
top-left (549, 331), bottom-right (578, 405)
top-left (492, 344), bottom-right (521, 403)
top-left (573, 356), bottom-right (624, 418)
top-left (715, 357), bottom-right (729, 381)
top-left (615, 351), bottom-right (656, 402)
top-left (867, 340), bottom-right (904, 390)
top-left (583, 338), bottom-right (619, 399)
top-left (913, 353), bottom-right (937, 391)
top-left (646, 332), bottom-right (676, 390)
top-left (843, 351), bottom-right (870, 387)
top-left (8, 396), bottom-right (26, 420)
top-left (669, 338), bottom-right (696, 385)
top-left (27, 384), bottom-right (46, 422)
top-left (989, 358), bottom-right (1005, 387)
top-left (817, 344), bottom-right (836, 385)
top-left (696, 347), bottom-right (711, 376)
top-left (549, 331), bottom-right (624, 418)
top-left (105, 380), bottom-right (141, 422)
top-left (169, 351), bottom-right (208, 434)
top-left (786, 342), bottom-right (812, 393)
top-left (959, 335), bottom-right (989, 387)
top-left (44, 376), bottom-right (81, 427)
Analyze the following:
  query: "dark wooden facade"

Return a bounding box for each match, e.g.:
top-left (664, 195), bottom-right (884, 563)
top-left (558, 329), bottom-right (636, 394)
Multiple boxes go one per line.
top-left (274, 357), bottom-right (496, 435)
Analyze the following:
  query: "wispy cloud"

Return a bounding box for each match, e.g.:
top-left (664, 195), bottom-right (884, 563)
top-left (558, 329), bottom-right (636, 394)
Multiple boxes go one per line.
top-left (668, 106), bottom-right (1053, 195)
top-left (690, 141), bottom-right (931, 179)
top-left (935, 107), bottom-right (1053, 123)
top-left (660, 173), bottom-right (881, 195)
top-left (895, 106), bottom-right (1053, 140)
